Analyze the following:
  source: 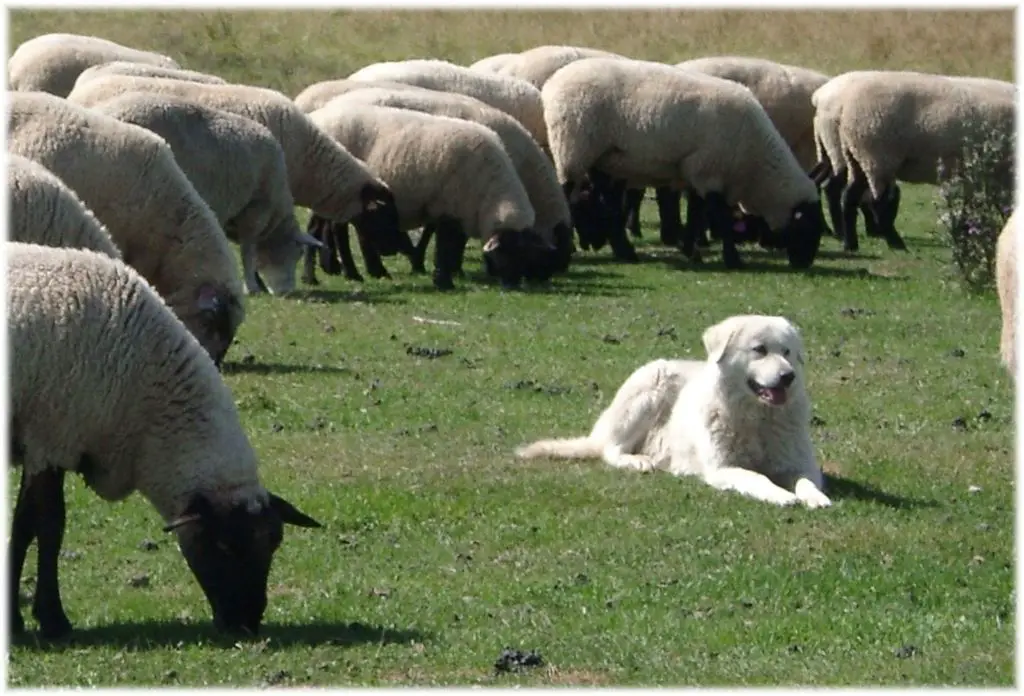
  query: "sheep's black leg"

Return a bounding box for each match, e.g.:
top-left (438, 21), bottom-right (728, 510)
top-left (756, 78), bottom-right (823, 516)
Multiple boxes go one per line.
top-left (680, 191), bottom-right (707, 260)
top-left (655, 187), bottom-right (683, 247)
top-left (411, 226), bottom-right (433, 275)
top-left (432, 219), bottom-right (463, 291)
top-left (313, 216), bottom-right (342, 277)
top-left (624, 188), bottom-right (645, 238)
top-left (353, 226), bottom-right (391, 280)
top-left (564, 181), bottom-right (594, 251)
top-left (824, 175), bottom-right (846, 242)
top-left (590, 171), bottom-right (638, 263)
top-left (8, 469), bottom-right (36, 637)
top-left (302, 216), bottom-right (325, 285)
top-left (30, 468), bottom-right (72, 640)
top-left (875, 184), bottom-right (908, 250)
top-left (840, 158), bottom-right (869, 253)
top-left (705, 192), bottom-right (744, 269)
top-left (330, 223), bottom-right (365, 282)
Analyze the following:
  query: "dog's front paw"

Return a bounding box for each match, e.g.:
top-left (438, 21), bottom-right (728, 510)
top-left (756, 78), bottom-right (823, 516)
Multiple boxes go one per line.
top-left (768, 490), bottom-right (800, 506)
top-left (795, 479), bottom-right (832, 508)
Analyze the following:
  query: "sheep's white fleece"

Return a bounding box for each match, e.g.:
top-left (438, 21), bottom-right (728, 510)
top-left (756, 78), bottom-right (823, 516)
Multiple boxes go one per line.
top-left (7, 153), bottom-right (122, 259)
top-left (543, 57), bottom-right (819, 230)
top-left (7, 32), bottom-right (179, 97)
top-left (307, 101), bottom-right (535, 240)
top-left (66, 75), bottom-right (391, 225)
top-left (348, 59), bottom-right (548, 147)
top-left (7, 241), bottom-right (268, 522)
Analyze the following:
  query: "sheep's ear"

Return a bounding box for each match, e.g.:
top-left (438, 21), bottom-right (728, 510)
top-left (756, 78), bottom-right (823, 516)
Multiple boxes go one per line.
top-left (483, 235), bottom-right (500, 253)
top-left (196, 284), bottom-right (223, 313)
top-left (702, 317), bottom-right (738, 364)
top-left (295, 231), bottom-right (324, 248)
top-left (268, 493), bottom-right (323, 529)
top-left (360, 182), bottom-right (392, 212)
top-left (163, 494), bottom-right (215, 532)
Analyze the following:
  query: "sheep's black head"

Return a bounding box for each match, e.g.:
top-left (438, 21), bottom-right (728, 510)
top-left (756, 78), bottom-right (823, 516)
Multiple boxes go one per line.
top-left (194, 284), bottom-right (243, 368)
top-left (163, 491), bottom-right (322, 636)
top-left (549, 221), bottom-right (575, 275)
top-left (781, 201), bottom-right (825, 270)
top-left (567, 180), bottom-right (613, 251)
top-left (482, 228), bottom-right (558, 289)
top-left (355, 182), bottom-right (405, 256)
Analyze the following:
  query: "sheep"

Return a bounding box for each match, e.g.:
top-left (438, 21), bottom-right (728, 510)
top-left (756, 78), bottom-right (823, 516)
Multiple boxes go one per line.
top-left (293, 78), bottom-right (433, 114)
top-left (74, 60), bottom-right (227, 88)
top-left (7, 240), bottom-right (323, 640)
top-left (7, 153), bottom-right (122, 259)
top-left (495, 44), bottom-right (628, 89)
top-left (996, 210), bottom-right (1018, 378)
top-left (306, 102), bottom-right (558, 290)
top-left (65, 75), bottom-right (406, 278)
top-left (815, 70), bottom-right (1015, 253)
top-left (347, 59), bottom-right (548, 148)
top-left (468, 52), bottom-right (520, 74)
top-left (8, 90), bottom-right (245, 366)
top-left (88, 90), bottom-right (321, 295)
top-left (319, 85), bottom-right (574, 278)
top-left (7, 32), bottom-right (179, 97)
top-left (542, 57), bottom-right (826, 270)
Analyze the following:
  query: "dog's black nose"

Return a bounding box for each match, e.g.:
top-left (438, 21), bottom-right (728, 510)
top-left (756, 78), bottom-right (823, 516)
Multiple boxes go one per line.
top-left (779, 371), bottom-right (795, 387)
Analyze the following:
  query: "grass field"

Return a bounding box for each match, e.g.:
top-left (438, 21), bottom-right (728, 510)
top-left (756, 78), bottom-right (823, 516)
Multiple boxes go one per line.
top-left (5, 8), bottom-right (1018, 688)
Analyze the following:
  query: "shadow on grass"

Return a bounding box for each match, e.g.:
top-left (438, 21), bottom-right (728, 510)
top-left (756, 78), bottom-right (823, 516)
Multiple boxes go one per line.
top-left (221, 361), bottom-right (352, 376)
top-left (823, 473), bottom-right (940, 509)
top-left (289, 287), bottom-right (409, 305)
top-left (657, 254), bottom-right (903, 280)
top-left (10, 619), bottom-right (429, 651)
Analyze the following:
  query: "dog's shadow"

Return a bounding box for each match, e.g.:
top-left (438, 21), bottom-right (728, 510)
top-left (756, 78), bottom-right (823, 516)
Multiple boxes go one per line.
top-left (823, 473), bottom-right (939, 510)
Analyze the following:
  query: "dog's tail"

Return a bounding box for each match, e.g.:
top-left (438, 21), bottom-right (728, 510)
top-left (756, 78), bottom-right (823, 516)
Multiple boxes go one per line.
top-left (515, 436), bottom-right (600, 460)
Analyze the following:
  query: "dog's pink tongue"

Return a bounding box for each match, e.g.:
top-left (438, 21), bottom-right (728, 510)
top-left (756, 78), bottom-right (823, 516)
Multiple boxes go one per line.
top-left (760, 387), bottom-right (788, 405)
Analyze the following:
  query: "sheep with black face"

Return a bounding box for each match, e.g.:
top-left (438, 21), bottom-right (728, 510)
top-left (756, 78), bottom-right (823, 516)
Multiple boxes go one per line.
top-left (7, 242), bottom-right (322, 639)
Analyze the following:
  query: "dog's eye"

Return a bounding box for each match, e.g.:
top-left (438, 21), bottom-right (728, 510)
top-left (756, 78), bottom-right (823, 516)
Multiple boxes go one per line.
top-left (752, 345), bottom-right (767, 356)
top-left (783, 348), bottom-right (791, 357)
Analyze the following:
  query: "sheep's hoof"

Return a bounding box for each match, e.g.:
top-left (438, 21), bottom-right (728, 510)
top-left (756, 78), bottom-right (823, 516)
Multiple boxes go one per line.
top-left (301, 275), bottom-right (320, 286)
top-left (367, 268), bottom-right (391, 280)
top-left (886, 237), bottom-right (908, 251)
top-left (843, 243), bottom-right (859, 253)
top-left (344, 272), bottom-right (365, 283)
top-left (432, 275), bottom-right (456, 291)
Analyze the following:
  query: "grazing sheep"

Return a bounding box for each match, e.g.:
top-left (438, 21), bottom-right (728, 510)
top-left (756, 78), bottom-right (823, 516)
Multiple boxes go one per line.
top-left (495, 44), bottom-right (627, 89)
top-left (543, 57), bottom-right (826, 269)
top-left (7, 153), bottom-right (121, 259)
top-left (293, 78), bottom-right (433, 114)
top-left (815, 70), bottom-right (1015, 252)
top-left (8, 90), bottom-right (245, 366)
top-left (468, 52), bottom-right (520, 74)
top-left (74, 60), bottom-right (227, 88)
top-left (66, 75), bottom-right (406, 273)
top-left (7, 32), bottom-right (179, 97)
top-left (7, 241), bottom-right (323, 640)
top-left (88, 91), bottom-right (321, 295)
top-left (306, 102), bottom-right (557, 290)
top-left (322, 85), bottom-right (574, 277)
top-left (996, 210), bottom-right (1018, 378)
top-left (347, 59), bottom-right (548, 148)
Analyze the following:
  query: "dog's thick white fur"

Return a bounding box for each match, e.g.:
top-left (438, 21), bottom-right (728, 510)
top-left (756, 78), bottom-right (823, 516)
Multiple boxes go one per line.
top-left (516, 315), bottom-right (832, 508)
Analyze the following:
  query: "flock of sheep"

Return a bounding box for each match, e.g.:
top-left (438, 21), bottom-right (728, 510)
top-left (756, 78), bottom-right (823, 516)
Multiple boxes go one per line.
top-left (6, 31), bottom-right (1019, 640)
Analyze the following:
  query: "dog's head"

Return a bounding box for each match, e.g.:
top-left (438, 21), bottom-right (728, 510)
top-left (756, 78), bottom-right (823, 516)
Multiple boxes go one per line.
top-left (702, 315), bottom-right (806, 408)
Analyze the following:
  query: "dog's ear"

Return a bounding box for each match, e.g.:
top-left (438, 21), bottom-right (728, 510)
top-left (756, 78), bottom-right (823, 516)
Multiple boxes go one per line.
top-left (703, 318), bottom-right (738, 364)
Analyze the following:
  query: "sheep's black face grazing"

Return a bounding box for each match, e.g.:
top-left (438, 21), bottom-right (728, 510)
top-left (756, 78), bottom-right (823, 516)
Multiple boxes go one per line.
top-left (550, 222), bottom-right (575, 275)
top-left (195, 284), bottom-right (240, 368)
top-left (356, 183), bottom-right (405, 256)
top-left (783, 201), bottom-right (825, 270)
top-left (164, 492), bottom-right (322, 635)
top-left (483, 228), bottom-right (558, 288)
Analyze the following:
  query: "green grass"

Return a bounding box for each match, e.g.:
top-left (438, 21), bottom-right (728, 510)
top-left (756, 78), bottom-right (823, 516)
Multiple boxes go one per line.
top-left (6, 8), bottom-right (1017, 688)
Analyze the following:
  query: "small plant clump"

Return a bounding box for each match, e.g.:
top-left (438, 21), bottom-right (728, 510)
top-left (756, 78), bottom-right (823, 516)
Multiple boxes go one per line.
top-left (934, 113), bottom-right (1016, 293)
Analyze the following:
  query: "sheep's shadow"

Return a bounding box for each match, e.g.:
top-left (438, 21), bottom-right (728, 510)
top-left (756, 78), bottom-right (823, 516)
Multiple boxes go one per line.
top-left (659, 254), bottom-right (903, 280)
top-left (823, 473), bottom-right (940, 510)
top-left (221, 361), bottom-right (353, 376)
top-left (289, 287), bottom-right (409, 305)
top-left (10, 619), bottom-right (429, 652)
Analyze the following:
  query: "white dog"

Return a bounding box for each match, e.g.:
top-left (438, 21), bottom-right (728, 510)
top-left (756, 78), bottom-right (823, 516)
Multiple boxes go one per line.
top-left (515, 315), bottom-right (832, 508)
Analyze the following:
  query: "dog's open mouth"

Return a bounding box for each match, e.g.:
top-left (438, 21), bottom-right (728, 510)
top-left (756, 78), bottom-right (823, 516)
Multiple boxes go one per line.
top-left (748, 379), bottom-right (788, 405)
